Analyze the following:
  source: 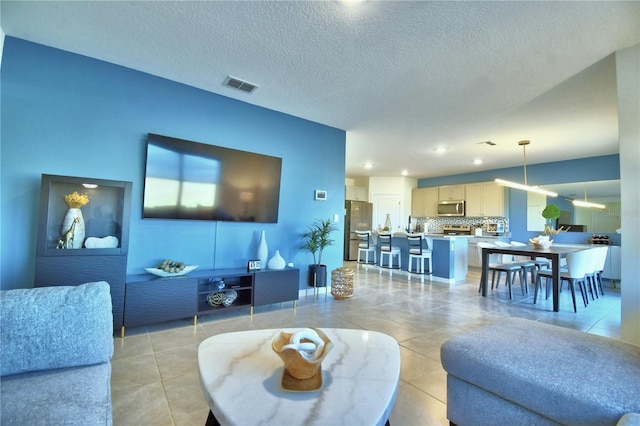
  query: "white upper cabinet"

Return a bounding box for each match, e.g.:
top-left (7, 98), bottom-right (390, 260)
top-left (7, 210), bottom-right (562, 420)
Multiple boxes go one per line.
top-left (346, 186), bottom-right (368, 201)
top-left (438, 184), bottom-right (465, 201)
top-left (411, 187), bottom-right (439, 217)
top-left (465, 182), bottom-right (506, 217)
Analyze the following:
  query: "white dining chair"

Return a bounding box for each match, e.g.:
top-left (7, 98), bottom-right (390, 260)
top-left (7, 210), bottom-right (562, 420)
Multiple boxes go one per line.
top-left (591, 246), bottom-right (609, 296)
top-left (477, 242), bottom-right (523, 299)
top-left (535, 249), bottom-right (590, 312)
top-left (493, 241), bottom-right (530, 297)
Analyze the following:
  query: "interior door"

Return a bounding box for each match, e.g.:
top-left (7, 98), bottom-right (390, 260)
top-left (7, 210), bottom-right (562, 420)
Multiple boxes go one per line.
top-left (372, 194), bottom-right (401, 232)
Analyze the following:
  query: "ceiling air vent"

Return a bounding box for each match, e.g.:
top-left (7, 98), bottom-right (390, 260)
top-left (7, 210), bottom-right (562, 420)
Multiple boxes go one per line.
top-left (223, 76), bottom-right (259, 94)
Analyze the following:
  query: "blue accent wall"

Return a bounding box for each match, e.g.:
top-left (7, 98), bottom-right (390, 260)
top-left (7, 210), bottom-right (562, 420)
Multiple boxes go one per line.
top-left (1, 37), bottom-right (347, 290)
top-left (418, 155), bottom-right (621, 245)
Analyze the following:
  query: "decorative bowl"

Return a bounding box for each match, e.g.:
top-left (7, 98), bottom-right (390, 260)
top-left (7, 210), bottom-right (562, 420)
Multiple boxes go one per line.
top-left (529, 238), bottom-right (552, 249)
top-left (145, 265), bottom-right (198, 277)
top-left (85, 236), bottom-right (119, 249)
top-left (272, 328), bottom-right (333, 392)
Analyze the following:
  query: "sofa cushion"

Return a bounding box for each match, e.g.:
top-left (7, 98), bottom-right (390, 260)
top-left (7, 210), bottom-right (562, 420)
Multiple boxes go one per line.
top-left (0, 362), bottom-right (112, 425)
top-left (441, 318), bottom-right (640, 426)
top-left (0, 281), bottom-right (114, 376)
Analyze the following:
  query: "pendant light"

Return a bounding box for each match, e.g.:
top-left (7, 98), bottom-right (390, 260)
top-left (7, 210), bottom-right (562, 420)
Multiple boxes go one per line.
top-left (495, 140), bottom-right (558, 197)
top-left (572, 183), bottom-right (605, 209)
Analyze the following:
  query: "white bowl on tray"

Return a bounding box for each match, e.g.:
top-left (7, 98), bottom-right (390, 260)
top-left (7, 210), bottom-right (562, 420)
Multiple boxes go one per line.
top-left (145, 265), bottom-right (198, 277)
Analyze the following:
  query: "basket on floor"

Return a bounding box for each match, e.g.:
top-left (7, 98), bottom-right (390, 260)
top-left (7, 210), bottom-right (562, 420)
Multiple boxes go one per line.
top-left (331, 267), bottom-right (354, 300)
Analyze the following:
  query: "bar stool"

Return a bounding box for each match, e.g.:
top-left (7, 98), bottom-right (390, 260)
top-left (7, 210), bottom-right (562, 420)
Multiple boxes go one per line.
top-left (355, 230), bottom-right (376, 267)
top-left (406, 233), bottom-right (432, 278)
top-left (378, 232), bottom-right (401, 275)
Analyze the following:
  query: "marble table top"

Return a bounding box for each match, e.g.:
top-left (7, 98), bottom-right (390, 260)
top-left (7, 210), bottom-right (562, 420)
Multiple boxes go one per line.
top-left (198, 328), bottom-right (401, 426)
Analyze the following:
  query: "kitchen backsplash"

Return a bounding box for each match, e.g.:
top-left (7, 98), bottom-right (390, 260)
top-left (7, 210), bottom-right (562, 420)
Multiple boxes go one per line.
top-left (416, 217), bottom-right (509, 234)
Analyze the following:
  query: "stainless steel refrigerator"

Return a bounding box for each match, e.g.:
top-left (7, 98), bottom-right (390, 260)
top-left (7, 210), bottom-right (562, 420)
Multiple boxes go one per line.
top-left (344, 200), bottom-right (373, 260)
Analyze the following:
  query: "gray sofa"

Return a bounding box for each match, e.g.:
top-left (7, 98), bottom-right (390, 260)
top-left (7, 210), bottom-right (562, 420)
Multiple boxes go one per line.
top-left (441, 318), bottom-right (640, 426)
top-left (1, 281), bottom-right (114, 425)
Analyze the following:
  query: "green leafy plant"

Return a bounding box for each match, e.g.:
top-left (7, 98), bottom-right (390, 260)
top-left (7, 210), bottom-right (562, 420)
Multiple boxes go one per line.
top-left (541, 204), bottom-right (561, 235)
top-left (301, 218), bottom-right (338, 265)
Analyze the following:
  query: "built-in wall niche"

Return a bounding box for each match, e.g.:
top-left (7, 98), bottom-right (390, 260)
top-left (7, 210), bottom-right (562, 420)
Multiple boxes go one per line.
top-left (526, 179), bottom-right (621, 234)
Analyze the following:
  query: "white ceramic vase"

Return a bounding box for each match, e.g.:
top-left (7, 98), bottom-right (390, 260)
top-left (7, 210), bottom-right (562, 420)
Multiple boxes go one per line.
top-left (257, 230), bottom-right (268, 267)
top-left (61, 208), bottom-right (85, 249)
top-left (268, 250), bottom-right (286, 270)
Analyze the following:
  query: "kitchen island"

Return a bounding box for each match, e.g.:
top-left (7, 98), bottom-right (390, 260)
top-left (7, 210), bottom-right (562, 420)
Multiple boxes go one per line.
top-left (374, 232), bottom-right (470, 284)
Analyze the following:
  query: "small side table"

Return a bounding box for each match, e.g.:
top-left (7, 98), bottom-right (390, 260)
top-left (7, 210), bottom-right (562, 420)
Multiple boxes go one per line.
top-left (331, 267), bottom-right (354, 299)
top-left (198, 328), bottom-right (400, 426)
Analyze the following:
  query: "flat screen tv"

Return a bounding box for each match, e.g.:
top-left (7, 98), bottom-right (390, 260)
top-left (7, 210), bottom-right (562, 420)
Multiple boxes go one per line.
top-left (143, 133), bottom-right (282, 223)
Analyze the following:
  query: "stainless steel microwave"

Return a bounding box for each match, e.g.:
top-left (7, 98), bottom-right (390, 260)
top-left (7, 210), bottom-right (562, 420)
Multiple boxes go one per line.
top-left (437, 200), bottom-right (465, 217)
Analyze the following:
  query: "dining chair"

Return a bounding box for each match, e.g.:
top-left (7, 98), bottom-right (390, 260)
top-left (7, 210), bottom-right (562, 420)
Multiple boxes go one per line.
top-left (583, 248), bottom-right (599, 301)
top-left (378, 232), bottom-right (401, 275)
top-left (534, 249), bottom-right (590, 312)
top-left (503, 241), bottom-right (537, 291)
top-left (355, 230), bottom-right (376, 266)
top-left (510, 240), bottom-right (549, 270)
top-left (477, 242), bottom-right (523, 299)
top-left (406, 233), bottom-right (432, 277)
top-left (592, 246), bottom-right (609, 296)
top-left (493, 241), bottom-right (531, 296)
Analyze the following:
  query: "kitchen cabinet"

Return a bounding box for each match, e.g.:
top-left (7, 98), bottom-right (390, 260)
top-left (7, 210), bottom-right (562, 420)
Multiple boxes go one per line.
top-left (467, 236), bottom-right (511, 267)
top-left (438, 184), bottom-right (465, 201)
top-left (346, 185), bottom-right (368, 201)
top-left (411, 187), bottom-right (438, 217)
top-left (602, 245), bottom-right (621, 284)
top-left (465, 181), bottom-right (506, 217)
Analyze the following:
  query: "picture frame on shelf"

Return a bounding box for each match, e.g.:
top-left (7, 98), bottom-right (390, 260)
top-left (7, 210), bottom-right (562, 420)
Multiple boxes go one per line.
top-left (247, 259), bottom-right (261, 271)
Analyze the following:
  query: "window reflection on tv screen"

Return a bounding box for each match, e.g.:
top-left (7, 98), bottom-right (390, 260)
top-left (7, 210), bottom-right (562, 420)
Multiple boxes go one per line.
top-left (143, 133), bottom-right (281, 223)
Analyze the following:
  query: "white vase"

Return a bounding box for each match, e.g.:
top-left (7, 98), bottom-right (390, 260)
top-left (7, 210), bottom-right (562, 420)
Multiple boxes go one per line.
top-left (61, 208), bottom-right (85, 249)
top-left (257, 230), bottom-right (268, 267)
top-left (268, 250), bottom-right (286, 270)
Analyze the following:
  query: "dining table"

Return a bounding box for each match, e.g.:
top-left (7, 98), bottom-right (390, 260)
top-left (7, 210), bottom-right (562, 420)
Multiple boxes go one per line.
top-left (479, 244), bottom-right (586, 311)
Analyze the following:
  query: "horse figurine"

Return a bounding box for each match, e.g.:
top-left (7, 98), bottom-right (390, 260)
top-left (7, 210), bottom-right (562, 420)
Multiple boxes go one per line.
top-left (57, 217), bottom-right (80, 249)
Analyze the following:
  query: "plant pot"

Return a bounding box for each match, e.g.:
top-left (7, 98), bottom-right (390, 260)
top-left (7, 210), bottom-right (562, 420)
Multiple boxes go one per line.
top-left (308, 264), bottom-right (327, 288)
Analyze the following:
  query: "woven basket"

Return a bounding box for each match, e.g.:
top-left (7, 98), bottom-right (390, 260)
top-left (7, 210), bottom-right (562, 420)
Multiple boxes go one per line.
top-left (331, 267), bottom-right (354, 300)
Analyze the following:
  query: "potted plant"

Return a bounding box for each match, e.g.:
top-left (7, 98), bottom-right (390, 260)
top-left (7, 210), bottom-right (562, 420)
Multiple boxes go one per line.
top-left (301, 218), bottom-right (338, 288)
top-left (541, 204), bottom-right (560, 236)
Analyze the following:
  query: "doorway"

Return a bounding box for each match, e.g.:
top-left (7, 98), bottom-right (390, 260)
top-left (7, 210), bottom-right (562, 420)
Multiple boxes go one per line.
top-left (371, 194), bottom-right (401, 232)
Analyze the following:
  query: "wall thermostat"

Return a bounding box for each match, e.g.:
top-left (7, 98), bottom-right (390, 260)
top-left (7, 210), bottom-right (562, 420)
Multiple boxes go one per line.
top-left (314, 190), bottom-right (327, 201)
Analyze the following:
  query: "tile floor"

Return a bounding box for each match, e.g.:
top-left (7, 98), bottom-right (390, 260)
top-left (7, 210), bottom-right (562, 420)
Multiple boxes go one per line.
top-left (111, 263), bottom-right (622, 426)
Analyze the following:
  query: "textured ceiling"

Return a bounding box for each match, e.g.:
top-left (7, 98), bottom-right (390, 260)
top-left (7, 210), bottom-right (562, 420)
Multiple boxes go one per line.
top-left (1, 1), bottom-right (639, 178)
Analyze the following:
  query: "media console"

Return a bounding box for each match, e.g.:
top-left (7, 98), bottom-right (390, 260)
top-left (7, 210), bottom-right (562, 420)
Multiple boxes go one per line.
top-left (122, 267), bottom-right (299, 337)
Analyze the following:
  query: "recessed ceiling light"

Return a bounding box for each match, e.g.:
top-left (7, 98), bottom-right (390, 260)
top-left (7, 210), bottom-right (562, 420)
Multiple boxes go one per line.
top-left (364, 162), bottom-right (373, 169)
top-left (401, 169), bottom-right (408, 176)
top-left (473, 159), bottom-right (482, 165)
top-left (436, 147), bottom-right (446, 154)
